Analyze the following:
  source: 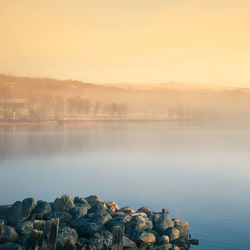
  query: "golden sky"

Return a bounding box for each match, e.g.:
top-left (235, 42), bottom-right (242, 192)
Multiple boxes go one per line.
top-left (1, 0), bottom-right (250, 86)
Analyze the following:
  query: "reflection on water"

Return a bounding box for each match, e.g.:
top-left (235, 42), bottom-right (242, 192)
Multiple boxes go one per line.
top-left (0, 122), bottom-right (250, 250)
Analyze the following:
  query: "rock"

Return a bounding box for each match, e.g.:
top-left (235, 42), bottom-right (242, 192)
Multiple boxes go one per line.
top-left (151, 213), bottom-right (161, 224)
top-left (89, 231), bottom-right (112, 249)
top-left (69, 217), bottom-right (91, 230)
top-left (174, 221), bottom-right (188, 237)
top-left (0, 226), bottom-right (19, 243)
top-left (0, 242), bottom-right (22, 250)
top-left (18, 234), bottom-right (29, 246)
top-left (132, 231), bottom-right (156, 244)
top-left (126, 215), bottom-right (153, 236)
top-left (54, 194), bottom-right (75, 213)
top-left (63, 240), bottom-right (76, 250)
top-left (106, 217), bottom-right (126, 232)
top-left (113, 211), bottom-right (126, 217)
top-left (93, 211), bottom-right (112, 226)
top-left (164, 227), bottom-right (180, 242)
top-left (89, 203), bottom-right (112, 225)
top-left (124, 248), bottom-right (139, 250)
top-left (8, 198), bottom-right (35, 226)
top-left (78, 222), bottom-right (104, 238)
top-left (75, 238), bottom-right (89, 249)
top-left (16, 221), bottom-right (34, 234)
top-left (123, 236), bottom-right (137, 248)
top-left (189, 238), bottom-right (199, 245)
top-left (57, 226), bottom-right (78, 249)
top-left (153, 214), bottom-right (174, 234)
top-left (45, 211), bottom-right (72, 223)
top-left (152, 243), bottom-right (175, 250)
top-left (105, 202), bottom-right (120, 213)
top-left (88, 201), bottom-right (107, 213)
top-left (70, 218), bottom-right (104, 237)
top-left (31, 201), bottom-right (51, 219)
top-left (84, 195), bottom-right (100, 206)
top-left (172, 236), bottom-right (190, 248)
top-left (158, 235), bottom-right (170, 245)
top-left (70, 206), bottom-right (88, 219)
top-left (119, 206), bottom-right (136, 213)
top-left (74, 197), bottom-right (88, 204)
top-left (137, 207), bottom-right (152, 217)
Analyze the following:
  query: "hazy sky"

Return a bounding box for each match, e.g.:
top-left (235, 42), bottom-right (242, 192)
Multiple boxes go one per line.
top-left (1, 0), bottom-right (250, 86)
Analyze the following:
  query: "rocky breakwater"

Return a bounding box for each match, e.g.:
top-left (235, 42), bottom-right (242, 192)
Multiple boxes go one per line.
top-left (0, 194), bottom-right (198, 250)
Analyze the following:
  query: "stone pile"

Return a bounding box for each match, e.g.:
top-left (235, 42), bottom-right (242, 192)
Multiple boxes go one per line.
top-left (0, 194), bottom-right (198, 249)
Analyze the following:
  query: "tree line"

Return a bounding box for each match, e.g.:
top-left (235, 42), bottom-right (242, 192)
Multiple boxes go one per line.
top-left (0, 95), bottom-right (128, 121)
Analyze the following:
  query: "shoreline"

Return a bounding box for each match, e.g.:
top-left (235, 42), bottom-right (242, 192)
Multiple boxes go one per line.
top-left (0, 194), bottom-right (198, 249)
top-left (0, 118), bottom-right (202, 127)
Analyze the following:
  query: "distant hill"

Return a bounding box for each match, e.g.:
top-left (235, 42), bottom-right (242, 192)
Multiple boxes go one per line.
top-left (1, 74), bottom-right (250, 123)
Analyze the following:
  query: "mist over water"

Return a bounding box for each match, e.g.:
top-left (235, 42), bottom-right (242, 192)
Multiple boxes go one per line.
top-left (0, 122), bottom-right (250, 249)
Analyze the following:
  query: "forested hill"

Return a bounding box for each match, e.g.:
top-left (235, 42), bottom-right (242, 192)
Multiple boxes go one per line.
top-left (1, 74), bottom-right (250, 122)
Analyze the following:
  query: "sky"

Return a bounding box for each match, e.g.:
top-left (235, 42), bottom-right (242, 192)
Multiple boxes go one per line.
top-left (0, 0), bottom-right (250, 86)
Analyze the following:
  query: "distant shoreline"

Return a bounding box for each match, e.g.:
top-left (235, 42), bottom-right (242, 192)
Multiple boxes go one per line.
top-left (0, 118), bottom-right (201, 126)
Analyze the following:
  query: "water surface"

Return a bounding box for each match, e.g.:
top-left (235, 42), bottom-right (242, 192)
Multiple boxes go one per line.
top-left (0, 122), bottom-right (250, 250)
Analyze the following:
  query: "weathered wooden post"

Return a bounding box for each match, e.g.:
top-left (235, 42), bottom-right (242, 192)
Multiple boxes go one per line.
top-left (111, 225), bottom-right (125, 250)
top-left (33, 220), bottom-right (45, 250)
top-left (0, 220), bottom-right (4, 242)
top-left (26, 229), bottom-right (44, 250)
top-left (47, 218), bottom-right (59, 250)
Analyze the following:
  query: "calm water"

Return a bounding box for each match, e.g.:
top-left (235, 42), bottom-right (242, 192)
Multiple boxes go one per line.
top-left (0, 122), bottom-right (250, 250)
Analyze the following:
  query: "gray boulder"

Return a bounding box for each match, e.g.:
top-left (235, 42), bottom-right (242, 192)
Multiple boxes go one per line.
top-left (45, 212), bottom-right (72, 223)
top-left (150, 213), bottom-right (161, 224)
top-left (158, 235), bottom-right (170, 245)
top-left (132, 231), bottom-right (156, 244)
top-left (137, 207), bottom-right (152, 217)
top-left (164, 227), bottom-right (180, 242)
top-left (79, 222), bottom-right (104, 237)
top-left (84, 195), bottom-right (100, 206)
top-left (8, 198), bottom-right (35, 226)
top-left (31, 201), bottom-right (51, 220)
top-left (172, 236), bottom-right (190, 248)
top-left (0, 226), bottom-right (19, 243)
top-left (152, 243), bottom-right (177, 250)
top-left (126, 215), bottom-right (153, 236)
top-left (123, 236), bottom-right (137, 248)
top-left (16, 221), bottom-right (34, 235)
top-left (57, 226), bottom-right (78, 249)
top-left (54, 194), bottom-right (75, 213)
top-left (89, 231), bottom-right (112, 249)
top-left (70, 206), bottom-right (88, 219)
top-left (69, 217), bottom-right (90, 230)
top-left (18, 234), bottom-right (29, 247)
top-left (174, 220), bottom-right (188, 237)
top-left (0, 242), bottom-right (22, 250)
top-left (106, 217), bottom-right (126, 232)
top-left (119, 207), bottom-right (136, 213)
top-left (74, 197), bottom-right (89, 206)
top-left (70, 217), bottom-right (104, 237)
top-left (89, 202), bottom-right (112, 225)
top-left (154, 214), bottom-right (174, 234)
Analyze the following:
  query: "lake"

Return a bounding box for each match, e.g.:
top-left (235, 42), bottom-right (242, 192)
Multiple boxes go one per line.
top-left (0, 122), bottom-right (250, 249)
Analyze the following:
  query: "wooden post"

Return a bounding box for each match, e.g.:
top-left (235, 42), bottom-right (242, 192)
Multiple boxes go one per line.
top-left (26, 229), bottom-right (44, 250)
top-left (48, 218), bottom-right (59, 250)
top-left (0, 220), bottom-right (4, 242)
top-left (111, 225), bottom-right (124, 250)
top-left (33, 220), bottom-right (45, 250)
